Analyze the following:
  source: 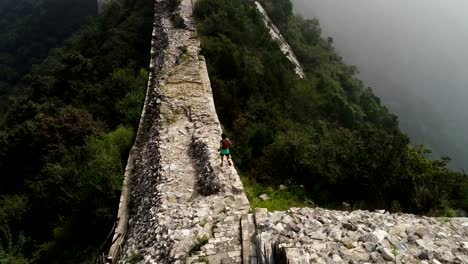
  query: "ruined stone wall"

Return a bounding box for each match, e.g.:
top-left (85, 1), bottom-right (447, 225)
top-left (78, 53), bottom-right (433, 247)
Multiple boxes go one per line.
top-left (108, 0), bottom-right (250, 262)
top-left (254, 208), bottom-right (468, 264)
top-left (254, 1), bottom-right (304, 78)
top-left (107, 0), bottom-right (468, 263)
top-left (107, 0), bottom-right (169, 260)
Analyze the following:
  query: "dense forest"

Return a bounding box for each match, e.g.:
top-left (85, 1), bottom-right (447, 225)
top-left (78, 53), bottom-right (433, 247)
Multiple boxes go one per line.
top-left (194, 0), bottom-right (468, 215)
top-left (0, 0), bottom-right (154, 262)
top-left (0, 0), bottom-right (467, 262)
top-left (0, 0), bottom-right (96, 98)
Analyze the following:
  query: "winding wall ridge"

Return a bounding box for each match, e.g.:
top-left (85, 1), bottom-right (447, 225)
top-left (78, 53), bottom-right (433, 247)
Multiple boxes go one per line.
top-left (108, 0), bottom-right (250, 262)
top-left (254, 1), bottom-right (304, 78)
top-left (107, 0), bottom-right (468, 263)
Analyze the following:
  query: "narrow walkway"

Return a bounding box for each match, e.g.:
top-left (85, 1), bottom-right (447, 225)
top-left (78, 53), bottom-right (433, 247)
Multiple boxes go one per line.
top-left (116, 0), bottom-right (250, 263)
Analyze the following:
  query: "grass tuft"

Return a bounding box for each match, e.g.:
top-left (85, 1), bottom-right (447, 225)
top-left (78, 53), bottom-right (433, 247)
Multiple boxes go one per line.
top-left (189, 235), bottom-right (209, 255)
top-left (129, 251), bottom-right (142, 264)
top-left (241, 176), bottom-right (308, 211)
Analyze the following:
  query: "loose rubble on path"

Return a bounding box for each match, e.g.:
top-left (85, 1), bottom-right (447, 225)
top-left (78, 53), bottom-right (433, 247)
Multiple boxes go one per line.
top-left (255, 207), bottom-right (468, 264)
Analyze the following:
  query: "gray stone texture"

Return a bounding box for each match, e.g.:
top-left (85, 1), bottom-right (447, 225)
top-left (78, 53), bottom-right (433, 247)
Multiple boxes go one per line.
top-left (254, 207), bottom-right (468, 264)
top-left (109, 0), bottom-right (249, 263)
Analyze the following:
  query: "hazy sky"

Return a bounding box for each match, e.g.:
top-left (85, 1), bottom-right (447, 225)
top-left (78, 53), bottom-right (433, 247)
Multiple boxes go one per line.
top-left (291, 0), bottom-right (468, 170)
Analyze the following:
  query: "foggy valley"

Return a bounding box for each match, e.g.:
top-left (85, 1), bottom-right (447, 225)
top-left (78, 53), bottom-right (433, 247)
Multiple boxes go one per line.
top-left (292, 0), bottom-right (468, 170)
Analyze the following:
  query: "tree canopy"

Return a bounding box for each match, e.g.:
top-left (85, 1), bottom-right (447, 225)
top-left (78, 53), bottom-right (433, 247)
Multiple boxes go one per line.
top-left (0, 0), bottom-right (154, 262)
top-left (194, 0), bottom-right (468, 215)
top-left (0, 0), bottom-right (96, 99)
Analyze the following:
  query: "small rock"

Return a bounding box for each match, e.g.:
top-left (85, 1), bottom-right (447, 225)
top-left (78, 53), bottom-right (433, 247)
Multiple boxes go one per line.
top-left (332, 254), bottom-right (342, 262)
top-left (279, 184), bottom-right (287, 190)
top-left (331, 229), bottom-right (342, 241)
top-left (381, 248), bottom-right (395, 261)
top-left (282, 215), bottom-right (294, 224)
top-left (196, 208), bottom-right (210, 218)
top-left (309, 231), bottom-right (326, 241)
top-left (462, 241), bottom-right (468, 250)
top-left (342, 222), bottom-right (358, 231)
top-left (341, 236), bottom-right (353, 246)
top-left (363, 242), bottom-right (377, 252)
top-left (418, 250), bottom-right (430, 260)
top-left (274, 223), bottom-right (285, 232)
top-left (434, 251), bottom-right (454, 262)
top-left (370, 252), bottom-right (386, 264)
top-left (231, 185), bottom-right (243, 193)
top-left (258, 194), bottom-right (270, 201)
top-left (317, 216), bottom-right (330, 224)
top-left (172, 229), bottom-right (190, 241)
top-left (177, 128), bottom-right (186, 135)
top-left (373, 229), bottom-right (388, 242)
top-left (416, 239), bottom-right (425, 248)
top-left (358, 234), bottom-right (378, 243)
top-left (433, 259), bottom-right (442, 264)
top-left (436, 232), bottom-right (447, 238)
top-left (286, 222), bottom-right (301, 232)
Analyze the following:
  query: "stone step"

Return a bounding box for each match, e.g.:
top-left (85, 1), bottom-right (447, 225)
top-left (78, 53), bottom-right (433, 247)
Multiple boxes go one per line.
top-left (188, 214), bottom-right (244, 264)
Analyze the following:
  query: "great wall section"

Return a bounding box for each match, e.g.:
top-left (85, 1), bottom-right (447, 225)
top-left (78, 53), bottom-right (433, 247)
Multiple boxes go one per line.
top-left (105, 0), bottom-right (468, 263)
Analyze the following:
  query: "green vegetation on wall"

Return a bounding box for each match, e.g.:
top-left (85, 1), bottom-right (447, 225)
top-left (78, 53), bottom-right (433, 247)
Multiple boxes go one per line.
top-left (194, 0), bottom-right (468, 215)
top-left (0, 0), bottom-right (154, 262)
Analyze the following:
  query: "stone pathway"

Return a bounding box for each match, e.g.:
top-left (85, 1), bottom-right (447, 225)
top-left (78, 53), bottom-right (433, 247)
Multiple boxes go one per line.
top-left (116, 0), bottom-right (249, 263)
top-left (188, 214), bottom-right (243, 263)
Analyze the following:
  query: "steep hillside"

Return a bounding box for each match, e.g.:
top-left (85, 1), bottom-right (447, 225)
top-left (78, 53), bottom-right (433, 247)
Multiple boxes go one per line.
top-left (0, 0), bottom-right (96, 98)
top-left (0, 0), bottom-right (154, 262)
top-left (194, 0), bottom-right (468, 215)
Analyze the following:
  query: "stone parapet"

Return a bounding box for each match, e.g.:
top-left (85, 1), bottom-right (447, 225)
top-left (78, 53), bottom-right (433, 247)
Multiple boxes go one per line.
top-left (107, 0), bottom-right (169, 261)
